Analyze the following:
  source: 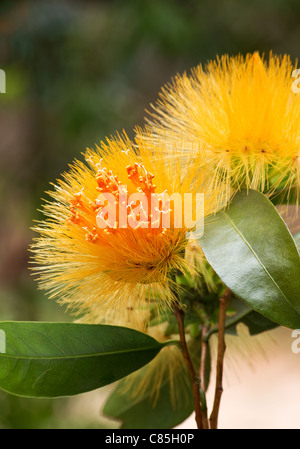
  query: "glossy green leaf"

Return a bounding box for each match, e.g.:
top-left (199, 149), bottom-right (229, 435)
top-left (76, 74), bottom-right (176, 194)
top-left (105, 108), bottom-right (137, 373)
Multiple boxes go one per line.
top-left (0, 322), bottom-right (165, 398)
top-left (199, 190), bottom-right (300, 329)
top-left (224, 296), bottom-right (278, 336)
top-left (204, 295), bottom-right (278, 339)
top-left (103, 338), bottom-right (209, 429)
top-left (294, 232), bottom-right (300, 252)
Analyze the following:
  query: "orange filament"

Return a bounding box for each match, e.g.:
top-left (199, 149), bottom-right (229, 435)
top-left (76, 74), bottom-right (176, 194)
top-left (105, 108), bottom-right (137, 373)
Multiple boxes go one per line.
top-left (68, 160), bottom-right (172, 243)
top-left (126, 163), bottom-right (156, 194)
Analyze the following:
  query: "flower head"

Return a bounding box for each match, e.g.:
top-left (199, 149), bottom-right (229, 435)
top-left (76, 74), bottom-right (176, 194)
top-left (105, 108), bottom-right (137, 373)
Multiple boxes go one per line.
top-left (31, 132), bottom-right (225, 316)
top-left (144, 52), bottom-right (300, 199)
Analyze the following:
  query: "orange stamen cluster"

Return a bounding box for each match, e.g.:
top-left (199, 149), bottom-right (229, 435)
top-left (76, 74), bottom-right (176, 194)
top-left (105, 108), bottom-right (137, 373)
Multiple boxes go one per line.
top-left (96, 167), bottom-right (121, 196)
top-left (126, 163), bottom-right (156, 194)
top-left (68, 192), bottom-right (100, 242)
top-left (67, 160), bottom-right (170, 243)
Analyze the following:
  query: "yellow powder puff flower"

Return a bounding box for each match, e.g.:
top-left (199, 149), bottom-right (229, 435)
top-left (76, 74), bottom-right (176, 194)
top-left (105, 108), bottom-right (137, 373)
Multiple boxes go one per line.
top-left (144, 52), bottom-right (300, 199)
top-left (31, 132), bottom-right (226, 315)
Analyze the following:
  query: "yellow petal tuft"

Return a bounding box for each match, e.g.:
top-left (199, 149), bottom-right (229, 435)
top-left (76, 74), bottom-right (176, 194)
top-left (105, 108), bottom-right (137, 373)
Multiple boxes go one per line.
top-left (31, 132), bottom-right (227, 316)
top-left (143, 52), bottom-right (300, 199)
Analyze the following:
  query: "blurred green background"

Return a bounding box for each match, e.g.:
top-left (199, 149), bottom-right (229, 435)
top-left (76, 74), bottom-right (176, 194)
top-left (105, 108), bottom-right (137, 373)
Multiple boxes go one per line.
top-left (1, 0), bottom-right (300, 429)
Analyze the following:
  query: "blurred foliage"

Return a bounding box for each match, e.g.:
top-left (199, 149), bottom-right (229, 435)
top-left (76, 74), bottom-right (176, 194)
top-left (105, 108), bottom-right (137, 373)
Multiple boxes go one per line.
top-left (0, 0), bottom-right (300, 429)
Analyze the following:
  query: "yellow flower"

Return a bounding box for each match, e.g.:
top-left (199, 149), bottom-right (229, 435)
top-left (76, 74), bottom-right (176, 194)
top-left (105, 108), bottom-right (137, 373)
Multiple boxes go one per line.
top-left (144, 52), bottom-right (300, 198)
top-left (31, 132), bottom-right (225, 315)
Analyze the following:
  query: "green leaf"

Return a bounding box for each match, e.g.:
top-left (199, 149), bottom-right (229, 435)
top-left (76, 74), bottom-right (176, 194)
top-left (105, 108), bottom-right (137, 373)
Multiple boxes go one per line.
top-left (199, 190), bottom-right (300, 329)
top-left (294, 232), bottom-right (300, 252)
top-left (239, 310), bottom-right (279, 335)
top-left (204, 295), bottom-right (278, 339)
top-left (224, 296), bottom-right (278, 336)
top-left (0, 322), bottom-right (165, 398)
top-left (103, 338), bottom-right (209, 429)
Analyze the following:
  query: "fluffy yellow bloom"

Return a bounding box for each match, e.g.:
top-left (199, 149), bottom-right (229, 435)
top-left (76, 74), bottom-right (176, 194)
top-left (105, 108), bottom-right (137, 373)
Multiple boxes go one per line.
top-left (144, 52), bottom-right (300, 198)
top-left (31, 133), bottom-right (226, 315)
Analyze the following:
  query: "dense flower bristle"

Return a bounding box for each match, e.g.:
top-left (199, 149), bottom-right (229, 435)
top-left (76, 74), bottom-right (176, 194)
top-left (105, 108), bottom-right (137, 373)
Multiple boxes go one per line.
top-left (31, 132), bottom-right (226, 316)
top-left (144, 52), bottom-right (300, 199)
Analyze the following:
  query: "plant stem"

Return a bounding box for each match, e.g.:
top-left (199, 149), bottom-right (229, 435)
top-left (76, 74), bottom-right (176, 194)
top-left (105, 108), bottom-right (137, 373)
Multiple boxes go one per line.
top-left (174, 304), bottom-right (207, 429)
top-left (209, 287), bottom-right (231, 429)
top-left (200, 325), bottom-right (208, 392)
top-left (199, 325), bottom-right (209, 426)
